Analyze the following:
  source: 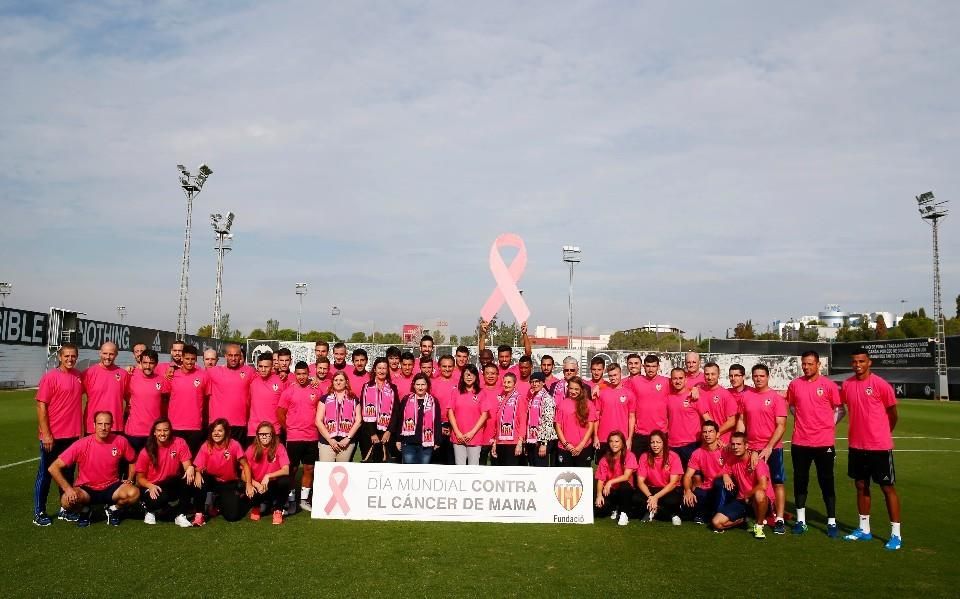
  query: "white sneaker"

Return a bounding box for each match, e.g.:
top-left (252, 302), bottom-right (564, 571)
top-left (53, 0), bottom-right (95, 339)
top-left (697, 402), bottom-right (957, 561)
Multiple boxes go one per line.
top-left (143, 512), bottom-right (157, 525)
top-left (646, 512), bottom-right (655, 522)
top-left (617, 512), bottom-right (629, 526)
top-left (610, 510), bottom-right (618, 520)
top-left (174, 514), bottom-right (192, 528)
top-left (672, 515), bottom-right (682, 526)
top-left (299, 500), bottom-right (312, 512)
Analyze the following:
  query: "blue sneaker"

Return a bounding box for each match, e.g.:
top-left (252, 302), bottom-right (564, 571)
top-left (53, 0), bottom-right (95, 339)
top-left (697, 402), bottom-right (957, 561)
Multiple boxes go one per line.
top-left (826, 524), bottom-right (839, 538)
top-left (843, 528), bottom-right (873, 542)
top-left (57, 508), bottom-right (79, 522)
top-left (76, 511), bottom-right (91, 528)
top-left (791, 521), bottom-right (808, 535)
top-left (33, 512), bottom-right (52, 527)
top-left (884, 535), bottom-right (902, 551)
top-left (104, 506), bottom-right (121, 526)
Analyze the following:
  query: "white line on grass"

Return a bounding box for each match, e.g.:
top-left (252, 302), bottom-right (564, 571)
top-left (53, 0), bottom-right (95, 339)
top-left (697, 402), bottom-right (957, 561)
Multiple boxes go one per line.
top-left (0, 457), bottom-right (39, 470)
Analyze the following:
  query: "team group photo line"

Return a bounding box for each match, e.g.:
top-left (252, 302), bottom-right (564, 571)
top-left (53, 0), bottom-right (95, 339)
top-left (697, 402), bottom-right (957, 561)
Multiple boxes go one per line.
top-left (32, 323), bottom-right (902, 549)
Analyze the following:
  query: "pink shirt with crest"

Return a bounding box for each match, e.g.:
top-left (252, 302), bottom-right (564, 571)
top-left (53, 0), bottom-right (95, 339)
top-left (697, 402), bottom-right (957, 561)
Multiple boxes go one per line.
top-left (37, 368), bottom-right (83, 440)
top-left (247, 374), bottom-right (284, 436)
top-left (194, 439), bottom-right (243, 482)
top-left (787, 375), bottom-right (842, 447)
top-left (135, 436), bottom-right (191, 483)
top-left (168, 367), bottom-right (209, 431)
top-left (737, 388), bottom-right (788, 451)
top-left (626, 375), bottom-right (669, 435)
top-left (555, 397), bottom-right (598, 447)
top-left (666, 390), bottom-right (703, 446)
top-left (82, 364), bottom-right (129, 433)
top-left (207, 365), bottom-right (254, 426)
top-left (125, 371), bottom-right (171, 437)
top-left (244, 443), bottom-right (290, 481)
top-left (637, 451), bottom-right (683, 488)
top-left (59, 434), bottom-right (134, 491)
top-left (595, 452), bottom-right (638, 487)
top-left (694, 385), bottom-right (738, 443)
top-left (279, 383), bottom-right (321, 442)
top-left (596, 385), bottom-right (636, 443)
top-left (841, 373), bottom-right (897, 450)
top-left (724, 454), bottom-right (775, 501)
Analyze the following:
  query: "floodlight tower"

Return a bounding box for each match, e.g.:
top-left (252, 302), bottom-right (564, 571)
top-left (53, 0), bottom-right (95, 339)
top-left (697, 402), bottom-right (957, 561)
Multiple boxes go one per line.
top-left (175, 163), bottom-right (213, 339)
top-left (295, 283), bottom-right (308, 341)
top-left (211, 212), bottom-right (235, 338)
top-left (562, 246), bottom-right (581, 349)
top-left (331, 305), bottom-right (341, 341)
top-left (117, 306), bottom-right (127, 323)
top-left (0, 282), bottom-right (11, 307)
top-left (916, 191), bottom-right (950, 401)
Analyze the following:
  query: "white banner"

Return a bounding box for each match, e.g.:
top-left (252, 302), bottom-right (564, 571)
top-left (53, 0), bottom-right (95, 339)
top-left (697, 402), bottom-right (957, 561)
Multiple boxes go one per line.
top-left (311, 463), bottom-right (594, 524)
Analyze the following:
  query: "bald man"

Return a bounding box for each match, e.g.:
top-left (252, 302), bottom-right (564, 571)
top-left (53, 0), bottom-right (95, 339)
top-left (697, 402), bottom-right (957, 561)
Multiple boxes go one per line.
top-left (203, 348), bottom-right (219, 369)
top-left (82, 342), bottom-right (129, 434)
top-left (684, 352), bottom-right (705, 388)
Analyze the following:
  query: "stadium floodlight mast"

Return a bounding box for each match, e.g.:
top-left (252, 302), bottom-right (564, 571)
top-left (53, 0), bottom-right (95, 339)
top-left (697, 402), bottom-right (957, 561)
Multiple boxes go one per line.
top-left (295, 282), bottom-right (308, 341)
top-left (175, 163), bottom-right (213, 340)
top-left (331, 305), bottom-right (341, 341)
top-left (116, 306), bottom-right (126, 323)
top-left (211, 212), bottom-right (235, 339)
top-left (916, 191), bottom-right (950, 401)
top-left (0, 282), bottom-right (11, 307)
top-left (562, 246), bottom-right (581, 349)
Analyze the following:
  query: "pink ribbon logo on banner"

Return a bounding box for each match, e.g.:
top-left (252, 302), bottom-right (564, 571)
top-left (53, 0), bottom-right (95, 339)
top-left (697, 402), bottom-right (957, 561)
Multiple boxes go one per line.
top-left (480, 233), bottom-right (530, 323)
top-left (323, 465), bottom-right (350, 515)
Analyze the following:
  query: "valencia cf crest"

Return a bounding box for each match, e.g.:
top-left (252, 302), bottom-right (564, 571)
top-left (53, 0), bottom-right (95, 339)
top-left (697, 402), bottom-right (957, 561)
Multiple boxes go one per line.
top-left (272, 384), bottom-right (279, 392)
top-left (114, 373), bottom-right (122, 381)
top-left (309, 394), bottom-right (317, 402)
top-left (239, 371), bottom-right (246, 379)
top-left (816, 387), bottom-right (824, 396)
top-left (619, 395), bottom-right (627, 403)
top-left (683, 399), bottom-right (691, 408)
top-left (712, 395), bottom-right (720, 404)
top-left (223, 450), bottom-right (231, 459)
top-left (111, 447), bottom-right (118, 457)
top-left (865, 387), bottom-right (873, 396)
top-left (170, 450), bottom-right (177, 458)
top-left (554, 472), bottom-right (584, 510)
top-left (655, 384), bottom-right (662, 391)
top-left (193, 378), bottom-right (201, 387)
top-left (764, 398), bottom-right (772, 406)
top-left (155, 382), bottom-right (162, 391)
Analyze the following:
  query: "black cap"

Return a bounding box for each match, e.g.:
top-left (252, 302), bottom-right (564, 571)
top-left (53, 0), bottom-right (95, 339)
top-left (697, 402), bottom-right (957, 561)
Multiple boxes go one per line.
top-left (530, 372), bottom-right (546, 382)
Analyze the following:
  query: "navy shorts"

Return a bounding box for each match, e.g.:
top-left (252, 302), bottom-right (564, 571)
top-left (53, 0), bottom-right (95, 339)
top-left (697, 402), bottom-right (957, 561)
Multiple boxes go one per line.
top-left (80, 481), bottom-right (123, 506)
top-left (717, 498), bottom-right (749, 521)
top-left (767, 447), bottom-right (786, 484)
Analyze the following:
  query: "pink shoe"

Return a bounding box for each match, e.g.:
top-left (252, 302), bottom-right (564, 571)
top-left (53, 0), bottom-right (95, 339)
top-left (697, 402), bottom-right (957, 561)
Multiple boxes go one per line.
top-left (272, 510), bottom-right (283, 525)
top-left (192, 513), bottom-right (205, 527)
top-left (249, 506), bottom-right (261, 521)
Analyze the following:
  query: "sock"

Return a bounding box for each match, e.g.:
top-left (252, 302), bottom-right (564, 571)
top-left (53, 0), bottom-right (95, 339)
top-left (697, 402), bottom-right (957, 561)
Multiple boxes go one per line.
top-left (796, 508), bottom-right (806, 524)
top-left (827, 517), bottom-right (836, 526)
top-left (301, 487), bottom-right (310, 500)
top-left (859, 514), bottom-right (870, 534)
top-left (891, 522), bottom-right (901, 538)
top-left (775, 514), bottom-right (784, 523)
top-left (108, 504), bottom-right (118, 512)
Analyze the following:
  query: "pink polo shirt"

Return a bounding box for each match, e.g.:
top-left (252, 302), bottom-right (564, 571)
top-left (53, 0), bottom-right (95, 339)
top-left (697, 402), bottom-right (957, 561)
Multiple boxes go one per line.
top-left (125, 371), bottom-right (171, 437)
top-left (278, 383), bottom-right (321, 442)
top-left (787, 375), bottom-right (842, 447)
top-left (738, 388), bottom-right (788, 451)
top-left (636, 451), bottom-right (683, 488)
top-left (596, 385), bottom-right (636, 443)
top-left (626, 375), bottom-right (669, 435)
top-left (82, 364), bottom-right (129, 433)
top-left (555, 397), bottom-right (598, 447)
top-left (59, 434), bottom-right (134, 491)
top-left (194, 439), bottom-right (243, 482)
top-left (694, 385), bottom-right (738, 443)
top-left (37, 367), bottom-right (83, 440)
top-left (247, 374), bottom-right (284, 436)
top-left (666, 390), bottom-right (702, 447)
top-left (207, 365), bottom-right (253, 427)
top-left (244, 443), bottom-right (290, 481)
top-left (595, 452), bottom-right (639, 487)
top-left (135, 436), bottom-right (191, 483)
top-left (168, 367), bottom-right (209, 431)
top-left (841, 373), bottom-right (897, 451)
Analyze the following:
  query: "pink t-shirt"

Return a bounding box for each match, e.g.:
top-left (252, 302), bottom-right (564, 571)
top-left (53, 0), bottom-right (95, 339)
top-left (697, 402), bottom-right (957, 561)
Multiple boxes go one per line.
top-left (449, 390), bottom-right (492, 447)
top-left (278, 383), bottom-right (321, 442)
top-left (694, 385), bottom-right (738, 443)
top-left (494, 391), bottom-right (527, 444)
top-left (479, 387), bottom-right (502, 445)
top-left (346, 369), bottom-right (370, 396)
top-left (626, 375), bottom-right (669, 435)
top-left (636, 451), bottom-right (683, 488)
top-left (247, 374), bottom-right (284, 436)
top-left (497, 363), bottom-right (521, 387)
top-left (155, 362), bottom-right (181, 378)
top-left (688, 445), bottom-right (728, 489)
top-left (787, 376), bottom-right (842, 447)
top-left (685, 370), bottom-right (705, 388)
top-left (194, 439), bottom-right (243, 482)
top-left (124, 371), bottom-right (171, 437)
top-left (59, 434), bottom-right (134, 491)
top-left (666, 391), bottom-right (703, 446)
top-left (595, 452), bottom-right (639, 486)
top-left (36, 368), bottom-right (83, 439)
top-left (134, 436), bottom-right (191, 483)
top-left (168, 367), bottom-right (209, 431)
top-left (430, 376), bottom-right (458, 417)
top-left (841, 373), bottom-right (897, 451)
top-left (244, 443), bottom-right (290, 481)
top-left (393, 372), bottom-right (415, 396)
top-left (515, 378), bottom-right (531, 403)
top-left (738, 388), bottom-right (788, 450)
top-left (82, 365), bottom-right (129, 433)
top-left (596, 385), bottom-right (636, 443)
top-left (724, 454), bottom-right (775, 501)
top-left (207, 365), bottom-right (253, 426)
top-left (555, 397), bottom-right (598, 447)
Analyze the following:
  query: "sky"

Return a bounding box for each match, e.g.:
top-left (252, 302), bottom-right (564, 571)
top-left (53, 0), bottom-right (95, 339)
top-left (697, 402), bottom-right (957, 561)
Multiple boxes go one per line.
top-left (1, 1), bottom-right (958, 339)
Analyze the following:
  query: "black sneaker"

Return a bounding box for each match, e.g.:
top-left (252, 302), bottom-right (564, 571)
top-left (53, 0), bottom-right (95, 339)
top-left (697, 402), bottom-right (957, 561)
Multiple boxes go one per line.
top-left (773, 520), bottom-right (786, 535)
top-left (104, 506), bottom-right (121, 526)
top-left (76, 510), bottom-right (91, 528)
top-left (57, 508), bottom-right (80, 522)
top-left (33, 512), bottom-right (53, 527)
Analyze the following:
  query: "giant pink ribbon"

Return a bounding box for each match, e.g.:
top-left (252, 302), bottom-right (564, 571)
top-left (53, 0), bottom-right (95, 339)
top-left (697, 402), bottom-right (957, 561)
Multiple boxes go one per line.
top-left (480, 233), bottom-right (530, 324)
top-left (323, 465), bottom-right (350, 515)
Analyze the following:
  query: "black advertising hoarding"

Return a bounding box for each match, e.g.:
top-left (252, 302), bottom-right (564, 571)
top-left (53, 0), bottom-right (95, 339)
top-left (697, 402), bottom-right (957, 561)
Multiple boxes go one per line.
top-left (71, 316), bottom-right (223, 353)
top-left (831, 339), bottom-right (935, 369)
top-left (0, 307), bottom-right (47, 346)
top-left (708, 339), bottom-right (831, 356)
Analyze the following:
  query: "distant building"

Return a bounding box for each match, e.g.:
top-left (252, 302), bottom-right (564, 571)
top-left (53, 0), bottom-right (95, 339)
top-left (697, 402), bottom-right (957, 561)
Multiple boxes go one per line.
top-left (530, 325), bottom-right (609, 350)
top-left (774, 305), bottom-right (902, 340)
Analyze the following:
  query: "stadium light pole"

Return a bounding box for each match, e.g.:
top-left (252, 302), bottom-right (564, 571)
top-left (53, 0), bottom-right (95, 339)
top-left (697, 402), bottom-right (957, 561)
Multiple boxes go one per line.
top-left (562, 246), bottom-right (581, 350)
top-left (175, 163), bottom-right (213, 339)
top-left (116, 306), bottom-right (126, 323)
top-left (331, 305), bottom-right (341, 341)
top-left (0, 282), bottom-right (11, 307)
top-left (916, 191), bottom-right (950, 401)
top-left (295, 283), bottom-right (308, 341)
top-left (211, 212), bottom-right (234, 339)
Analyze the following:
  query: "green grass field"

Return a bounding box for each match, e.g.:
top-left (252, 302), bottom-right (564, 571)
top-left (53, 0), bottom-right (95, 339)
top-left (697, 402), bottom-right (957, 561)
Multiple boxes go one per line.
top-left (1, 390), bottom-right (958, 597)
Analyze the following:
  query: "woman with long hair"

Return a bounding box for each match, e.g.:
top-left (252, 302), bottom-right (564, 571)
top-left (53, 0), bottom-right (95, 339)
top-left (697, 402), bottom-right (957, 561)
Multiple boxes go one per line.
top-left (243, 422), bottom-right (290, 525)
top-left (389, 373), bottom-right (442, 464)
top-left (134, 417), bottom-right (196, 527)
top-left (316, 371), bottom-right (362, 463)
top-left (554, 377), bottom-right (598, 467)
top-left (636, 429), bottom-right (684, 525)
top-left (448, 365), bottom-right (492, 465)
top-left (358, 357), bottom-right (398, 464)
top-left (595, 430), bottom-right (639, 526)
top-left (192, 418), bottom-right (253, 525)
